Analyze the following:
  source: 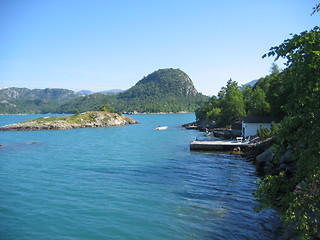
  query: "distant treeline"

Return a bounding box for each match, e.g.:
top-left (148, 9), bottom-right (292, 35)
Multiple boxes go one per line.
top-left (195, 63), bottom-right (283, 127)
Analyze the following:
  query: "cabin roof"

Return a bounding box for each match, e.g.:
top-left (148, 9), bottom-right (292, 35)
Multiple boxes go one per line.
top-left (242, 116), bottom-right (280, 123)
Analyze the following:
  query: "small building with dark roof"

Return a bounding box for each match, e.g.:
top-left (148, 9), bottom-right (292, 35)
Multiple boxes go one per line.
top-left (242, 116), bottom-right (280, 138)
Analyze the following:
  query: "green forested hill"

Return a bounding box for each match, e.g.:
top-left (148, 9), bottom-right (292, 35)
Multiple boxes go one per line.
top-left (0, 88), bottom-right (79, 114)
top-left (128, 68), bottom-right (198, 96)
top-left (0, 68), bottom-right (208, 114)
top-left (115, 68), bottom-right (207, 112)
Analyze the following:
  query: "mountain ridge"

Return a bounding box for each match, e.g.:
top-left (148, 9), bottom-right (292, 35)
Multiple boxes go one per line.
top-left (0, 68), bottom-right (208, 114)
top-left (0, 87), bottom-right (78, 103)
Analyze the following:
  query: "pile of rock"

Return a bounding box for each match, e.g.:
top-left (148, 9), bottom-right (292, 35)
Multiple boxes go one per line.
top-left (243, 138), bottom-right (297, 176)
top-left (255, 145), bottom-right (296, 176)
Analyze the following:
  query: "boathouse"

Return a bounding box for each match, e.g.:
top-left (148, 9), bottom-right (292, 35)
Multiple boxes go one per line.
top-left (242, 116), bottom-right (279, 138)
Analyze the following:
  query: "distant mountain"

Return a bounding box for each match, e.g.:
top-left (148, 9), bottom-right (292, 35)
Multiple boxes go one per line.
top-left (0, 69), bottom-right (209, 114)
top-left (106, 68), bottom-right (208, 112)
top-left (243, 80), bottom-right (258, 87)
top-left (99, 89), bottom-right (124, 94)
top-left (0, 88), bottom-right (80, 114)
top-left (0, 87), bottom-right (78, 102)
top-left (77, 90), bottom-right (93, 95)
top-left (119, 68), bottom-right (198, 99)
top-left (58, 68), bottom-right (208, 113)
top-left (77, 89), bottom-right (124, 95)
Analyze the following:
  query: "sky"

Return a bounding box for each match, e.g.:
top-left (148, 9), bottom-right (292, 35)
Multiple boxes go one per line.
top-left (0, 0), bottom-right (319, 96)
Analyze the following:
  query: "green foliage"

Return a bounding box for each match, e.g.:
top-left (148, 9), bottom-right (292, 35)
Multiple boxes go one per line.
top-left (207, 107), bottom-right (221, 121)
top-left (195, 25), bottom-right (320, 238)
top-left (195, 96), bottom-right (219, 121)
top-left (270, 62), bottom-right (280, 75)
top-left (73, 109), bottom-right (80, 115)
top-left (100, 104), bottom-right (115, 112)
top-left (243, 86), bottom-right (271, 116)
top-left (135, 68), bottom-right (197, 96)
top-left (196, 72), bottom-right (288, 127)
top-left (196, 79), bottom-right (246, 127)
top-left (219, 79), bottom-right (246, 125)
top-left (255, 26), bottom-right (320, 239)
top-left (114, 68), bottom-right (208, 113)
top-left (257, 122), bottom-right (279, 140)
top-left (254, 70), bottom-right (288, 118)
top-left (254, 172), bottom-right (291, 211)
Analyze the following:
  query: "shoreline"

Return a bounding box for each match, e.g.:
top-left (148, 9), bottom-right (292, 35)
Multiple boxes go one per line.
top-left (0, 111), bottom-right (193, 116)
top-left (0, 111), bottom-right (138, 131)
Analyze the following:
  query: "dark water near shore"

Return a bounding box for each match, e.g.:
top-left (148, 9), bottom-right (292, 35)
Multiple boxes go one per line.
top-left (0, 113), bottom-right (281, 240)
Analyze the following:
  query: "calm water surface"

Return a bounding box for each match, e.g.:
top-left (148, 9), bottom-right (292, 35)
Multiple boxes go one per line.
top-left (0, 114), bottom-right (281, 240)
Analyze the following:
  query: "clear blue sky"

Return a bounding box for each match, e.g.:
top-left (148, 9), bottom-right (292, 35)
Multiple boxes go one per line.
top-left (1, 0), bottom-right (319, 96)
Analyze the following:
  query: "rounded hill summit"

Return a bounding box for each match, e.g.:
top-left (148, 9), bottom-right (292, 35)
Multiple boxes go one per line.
top-left (120, 68), bottom-right (199, 98)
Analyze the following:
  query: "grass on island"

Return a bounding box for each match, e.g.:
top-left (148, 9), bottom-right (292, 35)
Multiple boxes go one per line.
top-left (21, 111), bottom-right (122, 125)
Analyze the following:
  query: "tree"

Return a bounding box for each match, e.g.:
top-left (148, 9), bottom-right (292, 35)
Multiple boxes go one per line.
top-left (195, 96), bottom-right (220, 121)
top-left (195, 79), bottom-right (246, 127)
top-left (100, 104), bottom-right (115, 112)
top-left (256, 26), bottom-right (320, 239)
top-left (73, 109), bottom-right (80, 115)
top-left (244, 86), bottom-right (270, 116)
top-left (270, 63), bottom-right (280, 75)
top-left (254, 70), bottom-right (288, 118)
top-left (219, 79), bottom-right (246, 126)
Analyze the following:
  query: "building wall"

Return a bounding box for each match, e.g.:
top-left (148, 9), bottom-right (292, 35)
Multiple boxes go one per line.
top-left (242, 122), bottom-right (271, 138)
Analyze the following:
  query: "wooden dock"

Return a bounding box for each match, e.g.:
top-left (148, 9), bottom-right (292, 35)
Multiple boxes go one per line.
top-left (190, 140), bottom-right (250, 151)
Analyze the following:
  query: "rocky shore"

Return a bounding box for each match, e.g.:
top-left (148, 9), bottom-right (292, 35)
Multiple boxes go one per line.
top-left (243, 139), bottom-right (312, 240)
top-left (183, 120), bottom-right (318, 239)
top-left (182, 121), bottom-right (296, 176)
top-left (242, 137), bottom-right (297, 178)
top-left (0, 111), bottom-right (138, 131)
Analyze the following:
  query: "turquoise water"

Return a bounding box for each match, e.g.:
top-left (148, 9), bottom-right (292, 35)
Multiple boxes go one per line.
top-left (0, 114), bottom-right (281, 240)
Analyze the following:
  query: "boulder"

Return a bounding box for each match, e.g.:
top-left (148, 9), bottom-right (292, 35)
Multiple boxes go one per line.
top-left (280, 148), bottom-right (294, 164)
top-left (256, 147), bottom-right (274, 173)
top-left (264, 161), bottom-right (275, 175)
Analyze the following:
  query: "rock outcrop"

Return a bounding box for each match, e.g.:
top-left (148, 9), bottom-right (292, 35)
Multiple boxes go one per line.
top-left (243, 137), bottom-right (298, 176)
top-left (0, 111), bottom-right (138, 131)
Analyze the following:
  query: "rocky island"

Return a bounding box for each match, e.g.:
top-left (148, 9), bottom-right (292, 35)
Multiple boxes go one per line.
top-left (0, 111), bottom-right (138, 131)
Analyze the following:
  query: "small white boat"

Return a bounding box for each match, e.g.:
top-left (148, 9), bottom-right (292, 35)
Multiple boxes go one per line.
top-left (155, 126), bottom-right (168, 130)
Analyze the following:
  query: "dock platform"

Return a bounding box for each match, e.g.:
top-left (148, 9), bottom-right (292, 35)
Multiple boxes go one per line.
top-left (190, 140), bottom-right (250, 151)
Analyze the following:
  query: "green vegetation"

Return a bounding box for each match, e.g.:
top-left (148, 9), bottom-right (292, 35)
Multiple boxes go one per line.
top-left (195, 7), bottom-right (319, 238)
top-left (195, 64), bottom-right (286, 127)
top-left (22, 113), bottom-right (95, 125)
top-left (0, 88), bottom-right (79, 114)
top-left (196, 79), bottom-right (250, 126)
top-left (257, 122), bottom-right (279, 140)
top-left (218, 79), bottom-right (246, 126)
top-left (0, 69), bottom-right (208, 114)
top-left (243, 85), bottom-right (271, 117)
top-left (110, 68), bottom-right (208, 113)
top-left (100, 104), bottom-right (115, 113)
top-left (254, 26), bottom-right (320, 239)
top-left (13, 111), bottom-right (136, 128)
